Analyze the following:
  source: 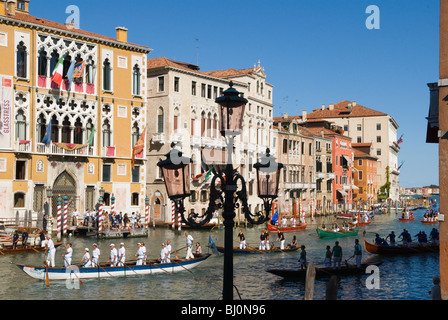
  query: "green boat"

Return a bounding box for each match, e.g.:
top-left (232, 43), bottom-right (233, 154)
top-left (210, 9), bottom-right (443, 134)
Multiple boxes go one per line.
top-left (316, 226), bottom-right (359, 238)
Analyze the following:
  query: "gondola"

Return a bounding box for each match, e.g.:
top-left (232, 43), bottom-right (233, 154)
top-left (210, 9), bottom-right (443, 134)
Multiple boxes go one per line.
top-left (266, 260), bottom-right (383, 280)
top-left (363, 232), bottom-right (439, 254)
top-left (0, 242), bottom-right (63, 255)
top-left (267, 222), bottom-right (307, 232)
top-left (17, 254), bottom-right (211, 280)
top-left (215, 245), bottom-right (300, 254)
top-left (316, 226), bottom-right (359, 238)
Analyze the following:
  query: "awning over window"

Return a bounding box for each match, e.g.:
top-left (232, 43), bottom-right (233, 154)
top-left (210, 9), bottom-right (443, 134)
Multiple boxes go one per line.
top-left (343, 155), bottom-right (352, 165)
top-left (337, 189), bottom-right (347, 196)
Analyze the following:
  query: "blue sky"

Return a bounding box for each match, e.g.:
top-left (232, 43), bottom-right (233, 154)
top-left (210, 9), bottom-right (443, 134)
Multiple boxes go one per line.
top-left (31, 0), bottom-right (440, 188)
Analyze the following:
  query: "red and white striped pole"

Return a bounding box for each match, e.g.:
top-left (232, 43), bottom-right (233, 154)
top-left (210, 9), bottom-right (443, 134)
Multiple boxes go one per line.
top-left (98, 196), bottom-right (103, 234)
top-left (171, 200), bottom-right (175, 230)
top-left (145, 196), bottom-right (149, 229)
top-left (57, 195), bottom-right (62, 240)
top-left (111, 194), bottom-right (115, 214)
top-left (63, 196), bottom-right (68, 235)
top-left (177, 203), bottom-right (181, 231)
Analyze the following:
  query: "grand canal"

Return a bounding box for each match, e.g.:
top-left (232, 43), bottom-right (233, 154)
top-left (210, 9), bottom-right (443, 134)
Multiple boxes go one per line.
top-left (0, 206), bottom-right (439, 300)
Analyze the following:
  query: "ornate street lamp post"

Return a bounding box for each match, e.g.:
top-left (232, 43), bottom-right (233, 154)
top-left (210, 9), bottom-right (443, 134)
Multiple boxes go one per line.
top-left (157, 82), bottom-right (283, 300)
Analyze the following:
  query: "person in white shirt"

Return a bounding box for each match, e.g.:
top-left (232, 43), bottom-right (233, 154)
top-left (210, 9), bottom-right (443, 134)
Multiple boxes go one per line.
top-left (141, 242), bottom-right (147, 265)
top-left (63, 243), bottom-right (73, 267)
top-left (160, 243), bottom-right (167, 263)
top-left (165, 240), bottom-right (172, 263)
top-left (135, 243), bottom-right (145, 265)
top-left (45, 235), bottom-right (56, 267)
top-left (108, 244), bottom-right (118, 266)
top-left (80, 248), bottom-right (92, 267)
top-left (281, 217), bottom-right (287, 228)
top-left (118, 243), bottom-right (126, 266)
top-left (185, 232), bottom-right (194, 259)
top-left (92, 243), bottom-right (100, 267)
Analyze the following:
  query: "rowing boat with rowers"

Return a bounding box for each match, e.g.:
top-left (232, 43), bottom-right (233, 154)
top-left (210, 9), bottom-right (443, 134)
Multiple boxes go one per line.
top-left (363, 231), bottom-right (438, 254)
top-left (420, 219), bottom-right (438, 225)
top-left (0, 242), bottom-right (63, 255)
top-left (215, 245), bottom-right (300, 254)
top-left (267, 222), bottom-right (307, 232)
top-left (316, 226), bottom-right (359, 238)
top-left (17, 254), bottom-right (211, 280)
top-left (266, 259), bottom-right (383, 280)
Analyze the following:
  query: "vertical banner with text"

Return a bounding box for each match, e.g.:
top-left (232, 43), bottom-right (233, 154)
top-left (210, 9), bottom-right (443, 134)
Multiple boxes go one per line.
top-left (0, 75), bottom-right (13, 149)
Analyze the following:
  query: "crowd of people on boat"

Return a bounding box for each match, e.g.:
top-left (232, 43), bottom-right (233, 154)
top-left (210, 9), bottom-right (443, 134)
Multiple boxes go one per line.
top-left (40, 230), bottom-right (202, 269)
top-left (373, 228), bottom-right (439, 247)
top-left (401, 210), bottom-right (414, 220)
top-left (423, 209), bottom-right (439, 222)
top-left (75, 209), bottom-right (145, 232)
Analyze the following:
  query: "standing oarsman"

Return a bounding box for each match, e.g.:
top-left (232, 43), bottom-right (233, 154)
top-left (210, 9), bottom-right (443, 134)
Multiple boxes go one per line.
top-left (118, 243), bottom-right (126, 266)
top-left (92, 243), bottom-right (100, 267)
top-left (276, 230), bottom-right (285, 250)
top-left (108, 244), bottom-right (118, 266)
top-left (185, 232), bottom-right (195, 259)
top-left (237, 229), bottom-right (246, 249)
top-left (63, 243), bottom-right (73, 267)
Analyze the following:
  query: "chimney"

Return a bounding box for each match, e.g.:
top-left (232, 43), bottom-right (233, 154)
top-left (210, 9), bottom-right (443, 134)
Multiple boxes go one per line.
top-left (283, 113), bottom-right (288, 119)
top-left (329, 104), bottom-right (334, 110)
top-left (302, 110), bottom-right (307, 122)
top-left (321, 104), bottom-right (325, 110)
top-left (352, 101), bottom-right (357, 106)
top-left (6, 0), bottom-right (15, 15)
top-left (116, 27), bottom-right (128, 42)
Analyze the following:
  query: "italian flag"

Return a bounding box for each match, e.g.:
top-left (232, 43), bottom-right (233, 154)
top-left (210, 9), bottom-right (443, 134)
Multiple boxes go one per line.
top-left (51, 56), bottom-right (65, 88)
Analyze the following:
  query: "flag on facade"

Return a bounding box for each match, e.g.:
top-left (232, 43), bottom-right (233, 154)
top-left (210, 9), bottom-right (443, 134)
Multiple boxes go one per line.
top-left (398, 161), bottom-right (405, 170)
top-left (397, 134), bottom-right (404, 144)
top-left (73, 60), bottom-right (85, 79)
top-left (50, 55), bottom-right (65, 89)
top-left (87, 125), bottom-right (95, 146)
top-left (41, 120), bottom-right (52, 145)
top-left (66, 60), bottom-right (76, 91)
top-left (132, 127), bottom-right (145, 170)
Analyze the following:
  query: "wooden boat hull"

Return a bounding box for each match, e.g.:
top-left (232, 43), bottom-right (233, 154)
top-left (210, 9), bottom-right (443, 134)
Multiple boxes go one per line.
top-left (398, 218), bottom-right (415, 222)
top-left (316, 227), bottom-right (359, 238)
top-left (267, 222), bottom-right (307, 232)
top-left (267, 260), bottom-right (383, 279)
top-left (0, 242), bottom-right (63, 255)
top-left (363, 236), bottom-right (439, 254)
top-left (215, 245), bottom-right (300, 254)
top-left (420, 219), bottom-right (438, 224)
top-left (17, 254), bottom-right (211, 280)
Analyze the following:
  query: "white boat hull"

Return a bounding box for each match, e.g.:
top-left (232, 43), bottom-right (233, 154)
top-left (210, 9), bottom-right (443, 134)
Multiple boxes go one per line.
top-left (18, 254), bottom-right (211, 280)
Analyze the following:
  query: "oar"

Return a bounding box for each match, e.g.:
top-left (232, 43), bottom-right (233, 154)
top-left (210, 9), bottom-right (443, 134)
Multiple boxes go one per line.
top-left (44, 260), bottom-right (50, 287)
top-left (151, 262), bottom-right (173, 275)
top-left (64, 258), bottom-right (84, 286)
top-left (122, 263), bottom-right (138, 275)
top-left (171, 258), bottom-right (193, 274)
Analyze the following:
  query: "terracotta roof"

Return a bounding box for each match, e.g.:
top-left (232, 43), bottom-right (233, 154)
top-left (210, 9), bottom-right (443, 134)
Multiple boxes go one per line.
top-left (1, 11), bottom-right (150, 52)
top-left (307, 100), bottom-right (387, 119)
top-left (202, 66), bottom-right (262, 78)
top-left (303, 126), bottom-right (352, 140)
top-left (147, 57), bottom-right (203, 74)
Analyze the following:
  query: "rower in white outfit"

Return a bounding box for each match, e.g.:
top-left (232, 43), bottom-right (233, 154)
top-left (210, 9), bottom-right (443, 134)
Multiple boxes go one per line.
top-left (118, 243), bottom-right (126, 266)
top-left (135, 243), bottom-right (145, 265)
top-left (108, 244), bottom-right (118, 266)
top-left (45, 235), bottom-right (56, 267)
top-left (92, 243), bottom-right (100, 267)
top-left (63, 243), bottom-right (73, 267)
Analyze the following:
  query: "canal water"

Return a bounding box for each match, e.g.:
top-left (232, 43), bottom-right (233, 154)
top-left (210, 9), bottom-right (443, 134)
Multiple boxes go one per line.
top-left (0, 206), bottom-right (439, 300)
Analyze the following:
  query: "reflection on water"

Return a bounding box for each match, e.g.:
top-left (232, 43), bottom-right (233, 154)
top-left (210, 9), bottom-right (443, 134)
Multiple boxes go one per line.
top-left (0, 206), bottom-right (439, 300)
